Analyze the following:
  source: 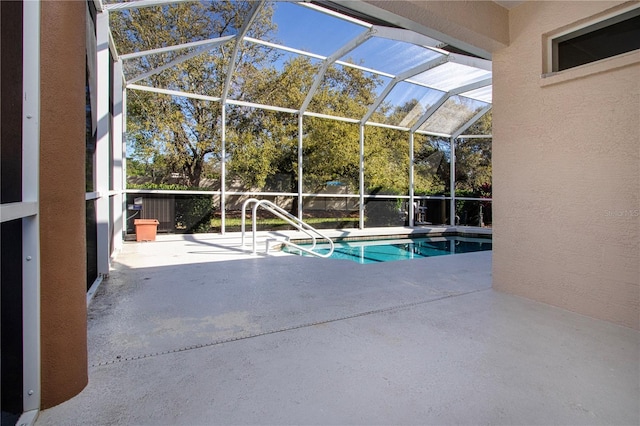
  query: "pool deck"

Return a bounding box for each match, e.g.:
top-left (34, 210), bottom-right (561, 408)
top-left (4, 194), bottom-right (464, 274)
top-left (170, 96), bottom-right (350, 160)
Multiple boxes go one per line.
top-left (36, 227), bottom-right (639, 425)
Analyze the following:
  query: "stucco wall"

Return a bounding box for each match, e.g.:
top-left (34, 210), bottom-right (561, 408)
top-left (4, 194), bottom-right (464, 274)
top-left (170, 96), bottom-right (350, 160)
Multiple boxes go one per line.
top-left (492, 1), bottom-right (640, 329)
top-left (40, 1), bottom-right (89, 407)
top-left (360, 0), bottom-right (509, 58)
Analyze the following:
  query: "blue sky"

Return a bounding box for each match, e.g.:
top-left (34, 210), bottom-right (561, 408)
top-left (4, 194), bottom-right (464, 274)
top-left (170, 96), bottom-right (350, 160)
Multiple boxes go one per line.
top-left (268, 2), bottom-right (414, 112)
top-left (266, 2), bottom-right (465, 115)
top-left (128, 1), bottom-right (487, 132)
top-left (270, 2), bottom-right (367, 57)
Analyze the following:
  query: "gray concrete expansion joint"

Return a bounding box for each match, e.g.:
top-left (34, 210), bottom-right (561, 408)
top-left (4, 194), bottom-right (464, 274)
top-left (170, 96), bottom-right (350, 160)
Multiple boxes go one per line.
top-left (90, 288), bottom-right (489, 368)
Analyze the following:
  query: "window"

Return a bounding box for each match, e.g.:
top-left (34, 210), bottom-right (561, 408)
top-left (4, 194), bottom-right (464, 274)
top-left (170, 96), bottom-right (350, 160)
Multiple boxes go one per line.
top-left (551, 7), bottom-right (640, 72)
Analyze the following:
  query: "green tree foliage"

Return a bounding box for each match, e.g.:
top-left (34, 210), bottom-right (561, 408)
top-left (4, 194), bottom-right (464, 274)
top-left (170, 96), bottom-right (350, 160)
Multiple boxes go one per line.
top-left (226, 56), bottom-right (384, 194)
top-left (303, 117), bottom-right (360, 193)
top-left (225, 55), bottom-right (313, 193)
top-left (412, 110), bottom-right (492, 197)
top-left (112, 1), bottom-right (277, 187)
top-left (364, 126), bottom-right (410, 194)
top-left (413, 134), bottom-right (448, 195)
top-left (113, 1), bottom-right (491, 204)
top-left (455, 110), bottom-right (492, 195)
top-left (227, 107), bottom-right (298, 190)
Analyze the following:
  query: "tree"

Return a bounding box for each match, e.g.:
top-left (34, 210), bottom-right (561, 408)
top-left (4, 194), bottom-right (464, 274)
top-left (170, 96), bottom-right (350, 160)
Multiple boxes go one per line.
top-left (224, 54), bottom-right (314, 191)
top-left (225, 56), bottom-right (385, 195)
top-left (113, 1), bottom-right (492, 204)
top-left (414, 133), bottom-right (448, 195)
top-left (111, 1), bottom-right (277, 187)
top-left (411, 105), bottom-right (493, 196)
top-left (302, 64), bottom-right (381, 193)
top-left (454, 110), bottom-right (492, 195)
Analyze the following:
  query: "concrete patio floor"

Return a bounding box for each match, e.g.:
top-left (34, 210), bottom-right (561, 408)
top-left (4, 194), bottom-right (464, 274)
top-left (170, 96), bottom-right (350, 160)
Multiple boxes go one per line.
top-left (36, 230), bottom-right (639, 425)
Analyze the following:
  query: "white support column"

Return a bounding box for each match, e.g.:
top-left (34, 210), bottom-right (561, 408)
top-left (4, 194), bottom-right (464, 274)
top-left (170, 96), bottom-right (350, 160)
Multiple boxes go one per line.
top-left (220, 104), bottom-right (226, 234)
top-left (298, 114), bottom-right (303, 221)
top-left (22, 0), bottom-right (41, 414)
top-left (409, 132), bottom-right (415, 227)
top-left (359, 124), bottom-right (365, 229)
top-left (96, 10), bottom-right (111, 276)
top-left (122, 87), bottom-right (128, 220)
top-left (112, 60), bottom-right (124, 252)
top-left (449, 137), bottom-right (456, 226)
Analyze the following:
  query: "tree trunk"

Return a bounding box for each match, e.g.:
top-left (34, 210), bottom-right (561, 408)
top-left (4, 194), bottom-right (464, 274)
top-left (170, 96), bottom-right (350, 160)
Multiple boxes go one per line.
top-left (185, 156), bottom-right (204, 188)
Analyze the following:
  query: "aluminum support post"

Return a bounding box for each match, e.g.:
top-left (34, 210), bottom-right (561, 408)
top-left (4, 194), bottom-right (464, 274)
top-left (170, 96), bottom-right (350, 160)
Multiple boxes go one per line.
top-left (409, 132), bottom-right (415, 227)
top-left (22, 1), bottom-right (41, 413)
top-left (450, 137), bottom-right (456, 226)
top-left (112, 60), bottom-right (125, 252)
top-left (220, 105), bottom-right (226, 234)
top-left (359, 125), bottom-right (365, 229)
top-left (96, 10), bottom-right (111, 276)
top-left (298, 114), bottom-right (304, 221)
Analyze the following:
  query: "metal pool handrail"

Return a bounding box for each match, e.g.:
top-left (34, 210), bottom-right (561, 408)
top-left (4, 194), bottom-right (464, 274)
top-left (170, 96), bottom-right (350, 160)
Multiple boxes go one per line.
top-left (240, 198), bottom-right (335, 258)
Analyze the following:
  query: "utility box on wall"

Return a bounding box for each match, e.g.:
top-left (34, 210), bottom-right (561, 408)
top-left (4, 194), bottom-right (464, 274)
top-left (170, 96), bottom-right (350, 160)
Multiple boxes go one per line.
top-left (141, 196), bottom-right (175, 231)
top-left (126, 195), bottom-right (176, 234)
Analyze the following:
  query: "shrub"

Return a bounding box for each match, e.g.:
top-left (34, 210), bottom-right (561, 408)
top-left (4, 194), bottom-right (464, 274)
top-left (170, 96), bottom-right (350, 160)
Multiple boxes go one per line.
top-left (365, 187), bottom-right (404, 227)
top-left (175, 195), bottom-right (214, 233)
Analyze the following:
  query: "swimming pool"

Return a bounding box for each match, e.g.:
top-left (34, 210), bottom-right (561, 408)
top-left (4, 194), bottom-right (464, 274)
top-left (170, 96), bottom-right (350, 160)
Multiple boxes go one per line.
top-left (284, 236), bottom-right (492, 264)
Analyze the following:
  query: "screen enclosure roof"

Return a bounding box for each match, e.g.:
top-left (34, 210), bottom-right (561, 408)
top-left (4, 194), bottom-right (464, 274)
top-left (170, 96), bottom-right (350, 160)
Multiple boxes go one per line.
top-left (104, 0), bottom-right (492, 138)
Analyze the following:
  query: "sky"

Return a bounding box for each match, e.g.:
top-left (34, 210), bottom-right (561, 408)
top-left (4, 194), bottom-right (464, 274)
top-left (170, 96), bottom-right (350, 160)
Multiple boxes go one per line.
top-left (122, 0), bottom-right (490, 134)
top-left (270, 2), bottom-right (367, 57)
top-left (269, 2), bottom-right (446, 116)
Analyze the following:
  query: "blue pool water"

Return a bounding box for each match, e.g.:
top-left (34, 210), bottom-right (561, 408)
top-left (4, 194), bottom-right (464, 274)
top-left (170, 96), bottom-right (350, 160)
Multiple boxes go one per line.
top-left (284, 236), bottom-right (491, 264)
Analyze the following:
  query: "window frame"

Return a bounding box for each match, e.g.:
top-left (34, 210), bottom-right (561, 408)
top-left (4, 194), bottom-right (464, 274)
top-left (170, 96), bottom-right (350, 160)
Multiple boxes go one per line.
top-left (544, 3), bottom-right (640, 75)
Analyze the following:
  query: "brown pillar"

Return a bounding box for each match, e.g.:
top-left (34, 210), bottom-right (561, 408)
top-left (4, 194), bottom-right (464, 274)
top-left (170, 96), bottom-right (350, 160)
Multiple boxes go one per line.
top-left (39, 1), bottom-right (88, 408)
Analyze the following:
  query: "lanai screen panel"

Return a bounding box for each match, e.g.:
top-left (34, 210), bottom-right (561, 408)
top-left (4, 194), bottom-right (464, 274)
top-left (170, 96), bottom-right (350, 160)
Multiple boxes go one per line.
top-left (109, 0), bottom-right (492, 132)
top-left (108, 2), bottom-right (246, 54)
top-left (269, 2), bottom-right (369, 57)
top-left (370, 81), bottom-right (445, 128)
top-left (308, 63), bottom-right (389, 119)
top-left (340, 37), bottom-right (443, 76)
top-left (408, 61), bottom-right (491, 92)
top-left (226, 105), bottom-right (298, 192)
top-left (126, 42), bottom-right (235, 97)
top-left (363, 126), bottom-right (410, 196)
top-left (234, 40), bottom-right (322, 109)
top-left (459, 85), bottom-right (493, 104)
top-left (302, 117), bottom-right (360, 193)
top-left (413, 134), bottom-right (448, 195)
top-left (418, 96), bottom-right (489, 136)
top-left (107, 0), bottom-right (493, 202)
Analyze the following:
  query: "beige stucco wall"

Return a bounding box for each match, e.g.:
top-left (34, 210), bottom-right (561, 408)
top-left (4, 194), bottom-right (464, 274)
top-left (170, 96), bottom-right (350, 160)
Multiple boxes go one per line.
top-left (360, 0), bottom-right (509, 58)
top-left (40, 0), bottom-right (89, 407)
top-left (492, 1), bottom-right (640, 329)
top-left (366, 0), bottom-right (639, 328)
